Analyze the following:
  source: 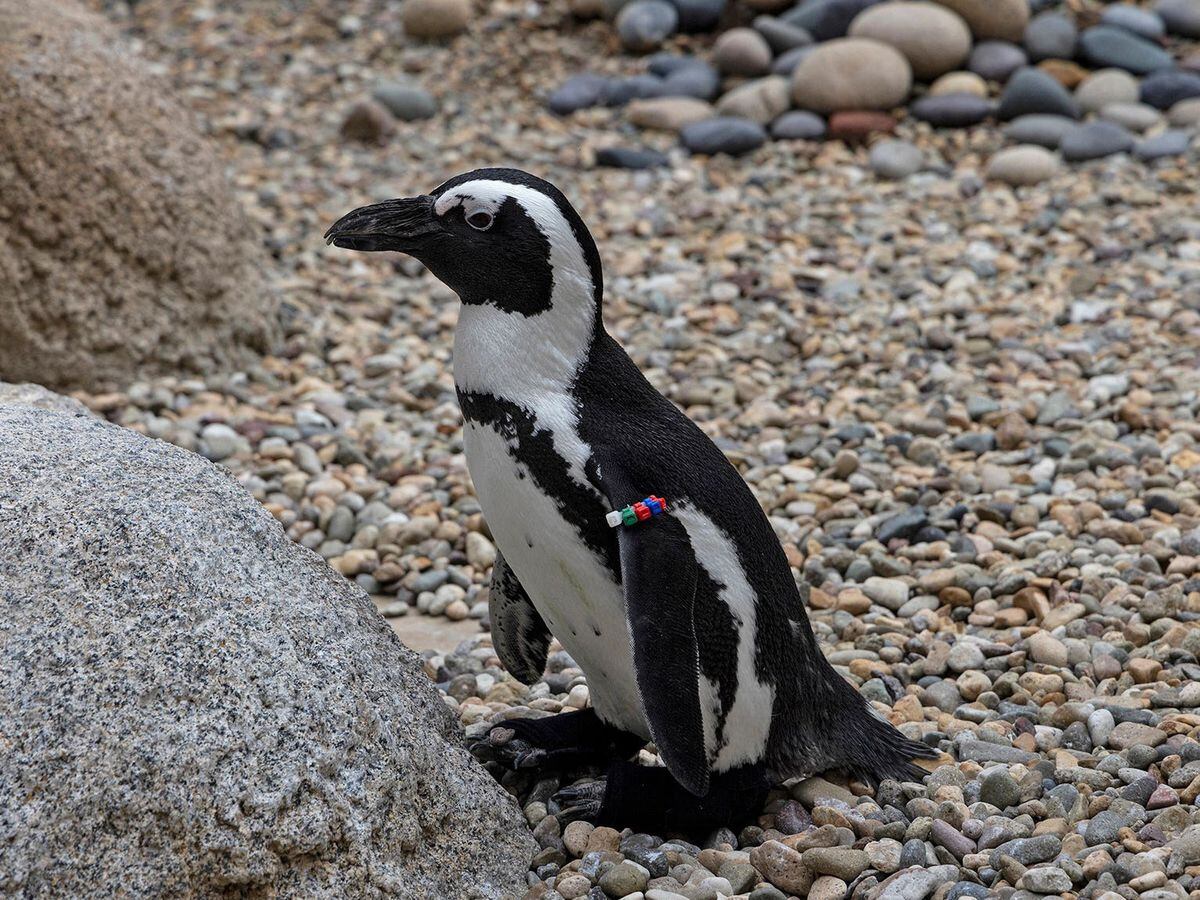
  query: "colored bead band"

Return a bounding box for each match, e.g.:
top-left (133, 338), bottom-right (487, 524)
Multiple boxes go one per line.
top-left (606, 496), bottom-right (667, 528)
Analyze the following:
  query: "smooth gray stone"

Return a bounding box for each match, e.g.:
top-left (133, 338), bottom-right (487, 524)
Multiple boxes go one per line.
top-left (1003, 113), bottom-right (1077, 147)
top-left (911, 92), bottom-right (994, 126)
top-left (668, 0), bottom-right (726, 32)
top-left (1141, 69), bottom-right (1200, 109)
top-left (1157, 0), bottom-right (1200, 37)
top-left (754, 14), bottom-right (814, 52)
top-left (770, 109), bottom-right (827, 139)
top-left (680, 116), bottom-right (767, 154)
top-left (1134, 129), bottom-right (1192, 160)
top-left (1059, 120), bottom-right (1136, 160)
top-left (1078, 25), bottom-right (1175, 74)
top-left (617, 0), bottom-right (679, 52)
top-left (1024, 11), bottom-right (1077, 62)
top-left (968, 41), bottom-right (1028, 82)
top-left (1101, 4), bottom-right (1166, 40)
top-left (997, 67), bottom-right (1081, 119)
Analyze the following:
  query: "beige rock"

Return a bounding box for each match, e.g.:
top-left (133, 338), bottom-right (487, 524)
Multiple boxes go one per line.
top-left (403, 0), bottom-right (472, 38)
top-left (791, 38), bottom-right (913, 113)
top-left (931, 0), bottom-right (1029, 41)
top-left (713, 27), bottom-right (774, 76)
top-left (716, 76), bottom-right (792, 123)
top-left (930, 70), bottom-right (989, 97)
top-left (848, 2), bottom-right (973, 80)
top-left (0, 0), bottom-right (277, 389)
top-left (628, 96), bottom-right (715, 131)
top-left (985, 144), bottom-right (1060, 186)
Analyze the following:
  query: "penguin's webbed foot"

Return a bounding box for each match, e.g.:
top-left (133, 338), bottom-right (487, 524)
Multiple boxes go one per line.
top-left (470, 708), bottom-right (643, 772)
top-left (555, 760), bottom-right (769, 834)
top-left (552, 779), bottom-right (606, 823)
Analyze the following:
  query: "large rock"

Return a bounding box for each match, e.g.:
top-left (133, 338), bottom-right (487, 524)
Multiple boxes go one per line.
top-left (0, 0), bottom-right (278, 389)
top-left (0, 400), bottom-right (535, 899)
top-left (791, 37), bottom-right (913, 112)
top-left (848, 1), bottom-right (972, 81)
top-left (931, 0), bottom-right (1029, 42)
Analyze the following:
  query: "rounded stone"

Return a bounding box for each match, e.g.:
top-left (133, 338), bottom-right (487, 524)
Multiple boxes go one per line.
top-left (1140, 69), bottom-right (1200, 109)
top-left (1168, 96), bottom-right (1200, 125)
top-left (713, 27), bottom-right (774, 75)
top-left (1078, 25), bottom-right (1174, 74)
top-left (403, 0), bottom-right (472, 38)
top-left (997, 66), bottom-right (1080, 119)
top-left (911, 91), bottom-right (993, 124)
top-left (660, 60), bottom-right (722, 99)
top-left (617, 0), bottom-right (679, 50)
top-left (1059, 120), bottom-right (1136, 160)
top-left (1023, 11), bottom-right (1077, 62)
top-left (1002, 112), bottom-right (1077, 146)
top-left (1156, 0), bottom-right (1200, 37)
top-left (1100, 4), bottom-right (1166, 40)
top-left (669, 0), bottom-right (726, 31)
top-left (1134, 129), bottom-right (1193, 160)
top-left (930, 70), bottom-right (989, 96)
top-left (791, 37), bottom-right (913, 112)
top-left (986, 143), bottom-right (1060, 184)
top-left (1099, 100), bottom-right (1162, 131)
top-left (594, 145), bottom-right (672, 168)
top-left (715, 75), bottom-right (791, 123)
top-left (1074, 67), bottom-right (1141, 113)
top-left (827, 109), bottom-right (898, 140)
top-left (783, 0), bottom-right (878, 41)
top-left (627, 95), bottom-right (715, 130)
top-left (548, 73), bottom-right (612, 114)
top-left (869, 138), bottom-right (924, 177)
top-left (770, 109), bottom-right (828, 139)
top-left (931, 0), bottom-right (1030, 42)
top-left (968, 40), bottom-right (1028, 81)
top-left (371, 80), bottom-right (438, 121)
top-left (680, 116), bottom-right (768, 154)
top-left (848, 1), bottom-right (973, 80)
top-left (773, 45), bottom-right (817, 74)
top-left (755, 14), bottom-right (815, 52)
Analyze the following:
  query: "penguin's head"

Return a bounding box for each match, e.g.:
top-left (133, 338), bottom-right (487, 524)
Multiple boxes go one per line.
top-left (325, 168), bottom-right (603, 319)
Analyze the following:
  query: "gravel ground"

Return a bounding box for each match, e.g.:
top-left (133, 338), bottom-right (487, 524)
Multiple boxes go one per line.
top-left (81, 1), bottom-right (1200, 897)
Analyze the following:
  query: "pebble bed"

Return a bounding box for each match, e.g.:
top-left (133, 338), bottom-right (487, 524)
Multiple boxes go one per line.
top-left (86, 0), bottom-right (1200, 897)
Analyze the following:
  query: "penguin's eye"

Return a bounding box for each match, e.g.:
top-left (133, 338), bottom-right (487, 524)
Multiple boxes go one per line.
top-left (466, 210), bottom-right (494, 231)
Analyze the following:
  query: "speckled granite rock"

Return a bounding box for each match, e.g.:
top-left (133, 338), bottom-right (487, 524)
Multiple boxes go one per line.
top-left (0, 404), bottom-right (534, 900)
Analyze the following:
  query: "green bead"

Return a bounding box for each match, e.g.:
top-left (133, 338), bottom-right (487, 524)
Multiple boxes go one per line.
top-left (621, 507), bottom-right (637, 526)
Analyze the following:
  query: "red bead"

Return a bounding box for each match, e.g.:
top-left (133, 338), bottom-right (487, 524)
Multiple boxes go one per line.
top-left (633, 502), bottom-right (651, 521)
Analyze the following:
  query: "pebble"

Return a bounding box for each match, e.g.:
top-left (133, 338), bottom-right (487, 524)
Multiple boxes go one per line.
top-left (968, 40), bottom-right (1028, 81)
top-left (1078, 25), bottom-right (1175, 75)
top-left (868, 139), bottom-right (924, 179)
top-left (1024, 12), bottom-right (1077, 63)
top-left (1059, 120), bottom-right (1136, 160)
top-left (715, 76), bottom-right (791, 123)
top-left (1134, 129), bottom-right (1192, 160)
top-left (997, 66), bottom-right (1080, 119)
top-left (929, 70), bottom-right (989, 96)
top-left (371, 80), bottom-right (438, 121)
top-left (791, 38), bottom-right (913, 112)
top-left (1075, 67), bottom-right (1141, 113)
top-left (911, 92), bottom-right (993, 126)
top-left (403, 0), bottom-right (472, 38)
top-left (616, 0), bottom-right (679, 52)
top-left (1140, 69), bottom-right (1200, 109)
top-left (680, 117), bottom-right (767, 154)
top-left (1100, 4), bottom-right (1166, 41)
top-left (713, 27), bottom-right (774, 76)
top-left (1002, 113), bottom-right (1076, 147)
top-left (672, 0), bottom-right (725, 31)
top-left (847, 1), bottom-right (973, 80)
top-left (934, 0), bottom-right (1029, 42)
top-left (628, 96), bottom-right (715, 130)
top-left (594, 146), bottom-right (671, 168)
top-left (1099, 101), bottom-right (1161, 132)
top-left (769, 109), bottom-right (827, 139)
top-left (985, 143), bottom-right (1060, 183)
top-left (1157, 0), bottom-right (1200, 38)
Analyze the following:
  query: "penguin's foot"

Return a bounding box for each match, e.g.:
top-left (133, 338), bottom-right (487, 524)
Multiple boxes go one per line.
top-left (553, 760), bottom-right (769, 835)
top-left (471, 708), bottom-right (643, 772)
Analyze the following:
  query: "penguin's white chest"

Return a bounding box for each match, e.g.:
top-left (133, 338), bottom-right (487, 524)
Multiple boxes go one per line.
top-left (462, 419), bottom-right (650, 738)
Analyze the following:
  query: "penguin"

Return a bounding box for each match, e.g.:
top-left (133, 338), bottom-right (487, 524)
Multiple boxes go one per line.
top-left (325, 168), bottom-right (936, 832)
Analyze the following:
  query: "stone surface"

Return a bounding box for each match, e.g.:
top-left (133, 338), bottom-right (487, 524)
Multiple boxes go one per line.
top-left (1157, 0), bottom-right (1200, 37)
top-left (869, 139), bottom-right (924, 178)
top-left (1024, 11), bottom-right (1077, 62)
top-left (1075, 67), bottom-right (1141, 113)
top-left (911, 92), bottom-right (993, 125)
top-left (848, 1), bottom-right (973, 80)
top-left (403, 0), bottom-right (472, 37)
top-left (0, 0), bottom-right (278, 389)
top-left (1140, 69), bottom-right (1200, 109)
top-left (1078, 25), bottom-right (1175, 74)
top-left (1135, 129), bottom-right (1192, 160)
top-left (930, 70), bottom-right (989, 96)
top-left (1002, 112), bottom-right (1076, 146)
top-left (770, 109), bottom-right (828, 138)
top-left (1059, 120), bottom-right (1136, 160)
top-left (372, 79), bottom-right (438, 120)
top-left (0, 403), bottom-right (534, 898)
top-left (986, 143), bottom-right (1060, 184)
top-left (716, 75), bottom-right (791, 123)
top-left (791, 38), bottom-right (913, 112)
top-left (617, 0), bottom-right (679, 51)
top-left (628, 96), bottom-right (715, 130)
top-left (968, 40), bottom-right (1028, 81)
top-left (680, 116), bottom-right (768, 154)
top-left (713, 27), bottom-right (774, 76)
top-left (997, 66), bottom-right (1080, 119)
top-left (931, 0), bottom-right (1029, 42)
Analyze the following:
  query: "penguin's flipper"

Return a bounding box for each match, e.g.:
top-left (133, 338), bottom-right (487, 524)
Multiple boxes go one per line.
top-left (489, 549), bottom-right (551, 685)
top-left (617, 508), bottom-right (710, 797)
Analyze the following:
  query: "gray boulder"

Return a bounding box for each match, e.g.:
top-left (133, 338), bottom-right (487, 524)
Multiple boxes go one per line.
top-left (0, 401), bottom-right (534, 899)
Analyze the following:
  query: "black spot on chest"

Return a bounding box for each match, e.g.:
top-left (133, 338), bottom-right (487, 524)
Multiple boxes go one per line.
top-left (459, 389), bottom-right (618, 574)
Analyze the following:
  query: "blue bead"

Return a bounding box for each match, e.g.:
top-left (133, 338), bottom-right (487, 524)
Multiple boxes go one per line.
top-left (646, 498), bottom-right (662, 515)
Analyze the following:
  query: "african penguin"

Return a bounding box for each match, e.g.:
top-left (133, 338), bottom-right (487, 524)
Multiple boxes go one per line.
top-left (326, 168), bottom-right (936, 831)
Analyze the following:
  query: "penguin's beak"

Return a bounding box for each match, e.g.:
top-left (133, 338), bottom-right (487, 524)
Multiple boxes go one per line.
top-left (324, 195), bottom-right (440, 252)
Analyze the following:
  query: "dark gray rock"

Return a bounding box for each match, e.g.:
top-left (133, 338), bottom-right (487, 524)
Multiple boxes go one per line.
top-left (1157, 0), bottom-right (1200, 37)
top-left (1140, 69), bottom-right (1200, 109)
top-left (608, 74), bottom-right (669, 105)
top-left (997, 67), bottom-right (1081, 119)
top-left (617, 0), bottom-right (679, 51)
top-left (911, 92), bottom-right (994, 126)
top-left (0, 402), bottom-right (535, 899)
top-left (772, 45), bottom-right (816, 74)
top-left (548, 73), bottom-right (611, 113)
top-left (1024, 11), bottom-right (1077, 62)
top-left (1101, 4), bottom-right (1166, 40)
top-left (770, 109), bottom-right (827, 138)
top-left (877, 506), bottom-right (929, 542)
top-left (1084, 810), bottom-right (1125, 845)
top-left (1003, 113), bottom-right (1077, 146)
top-left (680, 116), bottom-right (767, 154)
top-left (754, 14), bottom-right (814, 52)
top-left (1135, 128), bottom-right (1193, 159)
top-left (668, 0), bottom-right (725, 31)
top-left (371, 79), bottom-right (438, 120)
top-left (661, 61), bottom-right (722, 99)
top-left (1059, 120), bottom-right (1136, 160)
top-left (968, 41), bottom-right (1028, 82)
top-left (1078, 25), bottom-right (1174, 74)
top-left (783, 0), bottom-right (878, 41)
top-left (988, 835), bottom-right (1062, 867)
top-left (595, 146), bottom-right (671, 168)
